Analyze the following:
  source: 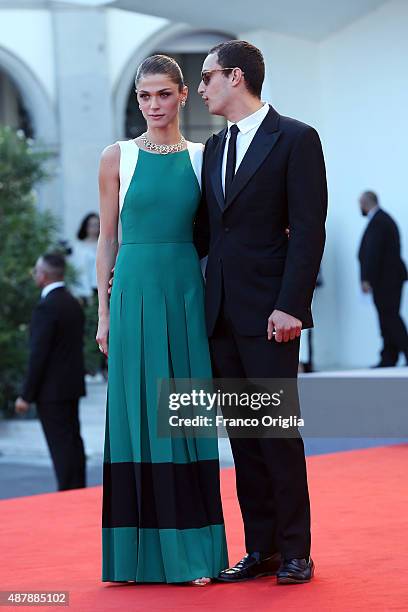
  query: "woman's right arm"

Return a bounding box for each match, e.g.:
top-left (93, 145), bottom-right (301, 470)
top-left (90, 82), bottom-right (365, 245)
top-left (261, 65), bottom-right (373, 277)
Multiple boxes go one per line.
top-left (95, 143), bottom-right (120, 356)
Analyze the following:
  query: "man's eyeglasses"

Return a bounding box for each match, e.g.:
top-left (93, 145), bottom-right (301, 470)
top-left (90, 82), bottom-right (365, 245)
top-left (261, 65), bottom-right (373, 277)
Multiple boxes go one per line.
top-left (201, 68), bottom-right (242, 86)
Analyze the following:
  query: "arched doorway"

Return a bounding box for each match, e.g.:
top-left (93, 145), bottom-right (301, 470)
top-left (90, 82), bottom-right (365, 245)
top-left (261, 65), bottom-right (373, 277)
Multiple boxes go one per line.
top-left (114, 26), bottom-right (235, 142)
top-left (0, 46), bottom-right (58, 146)
top-left (0, 69), bottom-right (34, 138)
top-left (0, 46), bottom-right (60, 216)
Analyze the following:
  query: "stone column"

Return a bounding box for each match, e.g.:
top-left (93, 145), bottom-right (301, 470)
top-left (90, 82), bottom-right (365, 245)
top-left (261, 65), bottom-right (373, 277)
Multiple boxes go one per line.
top-left (51, 2), bottom-right (113, 241)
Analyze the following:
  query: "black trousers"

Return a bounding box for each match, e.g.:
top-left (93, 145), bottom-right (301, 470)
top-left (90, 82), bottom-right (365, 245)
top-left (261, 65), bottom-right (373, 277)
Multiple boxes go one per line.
top-left (37, 399), bottom-right (86, 491)
top-left (209, 299), bottom-right (311, 559)
top-left (373, 283), bottom-right (408, 366)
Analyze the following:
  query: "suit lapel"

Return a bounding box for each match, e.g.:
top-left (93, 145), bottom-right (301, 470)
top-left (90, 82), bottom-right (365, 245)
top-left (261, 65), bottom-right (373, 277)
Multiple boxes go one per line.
top-left (209, 127), bottom-right (227, 212)
top-left (224, 105), bottom-right (281, 211)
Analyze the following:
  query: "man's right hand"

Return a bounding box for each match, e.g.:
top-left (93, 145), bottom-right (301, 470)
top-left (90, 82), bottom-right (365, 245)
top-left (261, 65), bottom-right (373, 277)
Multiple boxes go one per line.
top-left (267, 309), bottom-right (302, 342)
top-left (15, 397), bottom-right (30, 414)
top-left (108, 266), bottom-right (115, 296)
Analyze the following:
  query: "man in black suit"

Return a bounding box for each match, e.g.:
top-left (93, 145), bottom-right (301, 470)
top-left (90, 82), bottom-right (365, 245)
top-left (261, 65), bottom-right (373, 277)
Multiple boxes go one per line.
top-left (15, 253), bottom-right (87, 491)
top-left (358, 191), bottom-right (408, 367)
top-left (195, 41), bottom-right (327, 584)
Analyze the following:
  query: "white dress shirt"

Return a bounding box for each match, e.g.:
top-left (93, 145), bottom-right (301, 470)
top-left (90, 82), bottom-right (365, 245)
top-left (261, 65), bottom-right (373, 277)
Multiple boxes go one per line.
top-left (41, 281), bottom-right (65, 299)
top-left (221, 102), bottom-right (270, 194)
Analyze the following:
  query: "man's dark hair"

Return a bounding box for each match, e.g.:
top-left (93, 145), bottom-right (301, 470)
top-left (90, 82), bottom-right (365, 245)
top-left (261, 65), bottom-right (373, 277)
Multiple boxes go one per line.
top-left (208, 40), bottom-right (265, 98)
top-left (363, 191), bottom-right (379, 206)
top-left (42, 253), bottom-right (66, 279)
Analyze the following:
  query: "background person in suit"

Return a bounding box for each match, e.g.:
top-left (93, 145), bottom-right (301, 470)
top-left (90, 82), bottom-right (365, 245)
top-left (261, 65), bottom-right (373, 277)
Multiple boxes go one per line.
top-left (358, 191), bottom-right (408, 367)
top-left (15, 253), bottom-right (87, 491)
top-left (299, 267), bottom-right (324, 373)
top-left (195, 40), bottom-right (327, 584)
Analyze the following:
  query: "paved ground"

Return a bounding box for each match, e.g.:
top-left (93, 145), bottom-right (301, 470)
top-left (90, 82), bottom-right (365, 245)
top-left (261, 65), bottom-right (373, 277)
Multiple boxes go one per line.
top-left (0, 377), bottom-right (405, 500)
top-left (0, 382), bottom-right (236, 499)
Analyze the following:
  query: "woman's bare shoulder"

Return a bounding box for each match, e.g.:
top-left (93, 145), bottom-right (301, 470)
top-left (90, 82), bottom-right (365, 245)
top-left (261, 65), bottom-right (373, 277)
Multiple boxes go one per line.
top-left (99, 143), bottom-right (120, 175)
top-left (101, 142), bottom-right (120, 161)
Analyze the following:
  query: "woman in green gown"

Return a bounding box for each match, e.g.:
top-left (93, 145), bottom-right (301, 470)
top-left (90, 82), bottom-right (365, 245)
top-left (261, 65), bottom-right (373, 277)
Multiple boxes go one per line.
top-left (96, 55), bottom-right (228, 585)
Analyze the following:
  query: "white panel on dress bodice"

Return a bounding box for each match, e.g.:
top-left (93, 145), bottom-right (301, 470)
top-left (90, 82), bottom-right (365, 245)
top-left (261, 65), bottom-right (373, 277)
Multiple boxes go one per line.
top-left (117, 140), bottom-right (139, 213)
top-left (186, 141), bottom-right (204, 190)
top-left (117, 140), bottom-right (203, 213)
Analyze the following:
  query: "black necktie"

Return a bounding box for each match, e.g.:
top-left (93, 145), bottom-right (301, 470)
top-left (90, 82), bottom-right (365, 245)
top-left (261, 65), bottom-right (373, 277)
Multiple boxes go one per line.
top-left (224, 124), bottom-right (239, 204)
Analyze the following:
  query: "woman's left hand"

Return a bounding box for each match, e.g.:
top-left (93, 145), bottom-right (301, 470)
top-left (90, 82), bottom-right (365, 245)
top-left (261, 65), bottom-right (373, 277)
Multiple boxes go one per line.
top-left (96, 314), bottom-right (110, 356)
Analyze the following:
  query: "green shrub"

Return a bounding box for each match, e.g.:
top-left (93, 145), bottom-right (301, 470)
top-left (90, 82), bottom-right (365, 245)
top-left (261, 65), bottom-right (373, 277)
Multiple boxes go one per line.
top-left (83, 296), bottom-right (104, 376)
top-left (0, 127), bottom-right (56, 415)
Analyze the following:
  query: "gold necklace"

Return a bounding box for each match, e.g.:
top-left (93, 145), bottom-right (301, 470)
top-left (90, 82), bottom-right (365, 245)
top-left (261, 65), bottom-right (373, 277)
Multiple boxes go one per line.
top-left (141, 132), bottom-right (186, 155)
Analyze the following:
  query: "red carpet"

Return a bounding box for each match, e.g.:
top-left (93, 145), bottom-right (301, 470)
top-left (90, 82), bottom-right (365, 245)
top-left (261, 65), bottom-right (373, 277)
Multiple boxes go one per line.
top-left (1, 445), bottom-right (408, 611)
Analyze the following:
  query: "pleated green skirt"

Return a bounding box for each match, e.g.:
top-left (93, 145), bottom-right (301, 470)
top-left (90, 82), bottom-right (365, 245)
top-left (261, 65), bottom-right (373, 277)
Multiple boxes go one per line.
top-left (102, 242), bottom-right (228, 582)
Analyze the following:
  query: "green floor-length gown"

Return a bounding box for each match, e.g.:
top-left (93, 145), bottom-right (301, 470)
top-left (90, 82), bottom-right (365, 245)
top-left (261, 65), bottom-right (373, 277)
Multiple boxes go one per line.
top-left (102, 140), bottom-right (228, 583)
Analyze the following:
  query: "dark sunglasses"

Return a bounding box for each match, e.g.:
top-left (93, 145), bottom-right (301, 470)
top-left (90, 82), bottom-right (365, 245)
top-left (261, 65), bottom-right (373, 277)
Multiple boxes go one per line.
top-left (200, 67), bottom-right (240, 86)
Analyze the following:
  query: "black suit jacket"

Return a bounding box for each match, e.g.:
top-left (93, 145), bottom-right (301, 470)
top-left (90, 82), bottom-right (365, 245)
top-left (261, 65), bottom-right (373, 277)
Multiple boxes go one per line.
top-left (22, 287), bottom-right (86, 403)
top-left (358, 208), bottom-right (407, 292)
top-left (194, 105), bottom-right (328, 336)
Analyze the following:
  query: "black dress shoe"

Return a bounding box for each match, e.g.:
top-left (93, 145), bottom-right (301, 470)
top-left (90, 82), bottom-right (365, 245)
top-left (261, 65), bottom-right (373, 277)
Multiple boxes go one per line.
top-left (217, 552), bottom-right (281, 582)
top-left (277, 557), bottom-right (314, 584)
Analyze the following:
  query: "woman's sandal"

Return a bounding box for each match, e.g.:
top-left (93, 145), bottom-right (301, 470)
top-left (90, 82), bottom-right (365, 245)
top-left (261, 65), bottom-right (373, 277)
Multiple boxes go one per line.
top-left (188, 577), bottom-right (212, 586)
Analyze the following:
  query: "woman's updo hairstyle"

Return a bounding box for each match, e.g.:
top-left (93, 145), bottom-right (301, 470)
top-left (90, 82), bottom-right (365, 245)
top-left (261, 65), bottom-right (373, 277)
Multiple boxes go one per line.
top-left (135, 54), bottom-right (185, 92)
